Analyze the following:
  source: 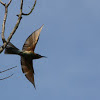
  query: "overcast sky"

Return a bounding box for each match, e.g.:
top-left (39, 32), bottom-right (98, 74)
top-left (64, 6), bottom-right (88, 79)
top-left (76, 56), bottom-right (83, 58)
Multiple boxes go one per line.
top-left (0, 0), bottom-right (100, 100)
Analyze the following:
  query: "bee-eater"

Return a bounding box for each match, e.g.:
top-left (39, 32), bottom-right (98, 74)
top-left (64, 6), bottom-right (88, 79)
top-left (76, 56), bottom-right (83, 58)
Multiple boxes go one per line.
top-left (4, 25), bottom-right (45, 88)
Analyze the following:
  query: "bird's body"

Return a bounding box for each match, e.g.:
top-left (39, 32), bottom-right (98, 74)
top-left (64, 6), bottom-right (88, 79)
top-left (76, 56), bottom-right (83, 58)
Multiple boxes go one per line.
top-left (4, 25), bottom-right (45, 88)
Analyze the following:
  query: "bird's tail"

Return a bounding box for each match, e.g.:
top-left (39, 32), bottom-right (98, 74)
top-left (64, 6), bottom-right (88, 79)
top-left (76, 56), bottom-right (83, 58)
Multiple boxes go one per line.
top-left (5, 42), bottom-right (20, 55)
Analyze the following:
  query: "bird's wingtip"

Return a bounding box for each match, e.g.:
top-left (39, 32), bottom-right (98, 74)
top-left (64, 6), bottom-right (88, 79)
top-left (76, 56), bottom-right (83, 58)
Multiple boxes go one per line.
top-left (42, 24), bottom-right (44, 26)
top-left (37, 24), bottom-right (44, 33)
top-left (40, 24), bottom-right (44, 29)
top-left (33, 82), bottom-right (36, 89)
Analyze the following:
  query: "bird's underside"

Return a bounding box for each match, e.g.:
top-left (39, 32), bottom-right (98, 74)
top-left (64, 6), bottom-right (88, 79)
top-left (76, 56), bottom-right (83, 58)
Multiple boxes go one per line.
top-left (4, 25), bottom-right (44, 88)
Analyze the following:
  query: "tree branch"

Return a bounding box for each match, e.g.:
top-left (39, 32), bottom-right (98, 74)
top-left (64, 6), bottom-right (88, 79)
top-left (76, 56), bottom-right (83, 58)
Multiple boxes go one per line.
top-left (0, 0), bottom-right (36, 53)
top-left (0, 0), bottom-right (5, 6)
top-left (0, 0), bottom-right (23, 53)
top-left (0, 0), bottom-right (12, 43)
top-left (22, 0), bottom-right (37, 16)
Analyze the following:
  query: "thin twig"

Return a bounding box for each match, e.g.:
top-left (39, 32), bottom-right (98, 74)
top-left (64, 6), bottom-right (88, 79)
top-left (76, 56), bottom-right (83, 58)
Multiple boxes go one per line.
top-left (0, 0), bottom-right (12, 43)
top-left (0, 66), bottom-right (17, 80)
top-left (0, 0), bottom-right (5, 6)
top-left (0, 0), bottom-right (12, 52)
top-left (0, 66), bottom-right (17, 73)
top-left (0, 74), bottom-right (13, 80)
top-left (22, 0), bottom-right (37, 16)
top-left (7, 0), bottom-right (12, 7)
top-left (1, 6), bottom-right (8, 43)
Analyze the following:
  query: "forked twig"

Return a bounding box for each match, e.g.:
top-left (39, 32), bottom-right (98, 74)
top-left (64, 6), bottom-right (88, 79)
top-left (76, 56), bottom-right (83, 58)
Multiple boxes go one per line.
top-left (0, 0), bottom-right (37, 53)
top-left (0, 0), bottom-right (23, 53)
top-left (0, 0), bottom-right (12, 6)
top-left (0, 0), bottom-right (12, 43)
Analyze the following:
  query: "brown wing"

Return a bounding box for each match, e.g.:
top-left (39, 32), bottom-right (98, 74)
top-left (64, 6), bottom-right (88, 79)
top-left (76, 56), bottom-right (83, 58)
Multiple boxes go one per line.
top-left (22, 25), bottom-right (44, 52)
top-left (21, 57), bottom-right (35, 88)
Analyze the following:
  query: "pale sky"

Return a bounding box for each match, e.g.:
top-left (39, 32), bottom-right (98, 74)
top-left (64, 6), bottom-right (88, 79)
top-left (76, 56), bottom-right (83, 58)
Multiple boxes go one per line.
top-left (0, 0), bottom-right (100, 100)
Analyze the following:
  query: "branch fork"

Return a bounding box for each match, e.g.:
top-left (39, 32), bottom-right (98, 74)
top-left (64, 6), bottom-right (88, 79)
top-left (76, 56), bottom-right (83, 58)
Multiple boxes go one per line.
top-left (0, 0), bottom-right (37, 53)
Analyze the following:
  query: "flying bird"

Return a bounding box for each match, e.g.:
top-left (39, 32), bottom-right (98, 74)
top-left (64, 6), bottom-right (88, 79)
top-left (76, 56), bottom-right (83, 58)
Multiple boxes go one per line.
top-left (4, 25), bottom-right (45, 88)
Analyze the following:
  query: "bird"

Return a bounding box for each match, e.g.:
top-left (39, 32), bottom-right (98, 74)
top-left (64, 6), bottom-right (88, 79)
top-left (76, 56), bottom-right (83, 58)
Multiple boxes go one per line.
top-left (4, 25), bottom-right (45, 88)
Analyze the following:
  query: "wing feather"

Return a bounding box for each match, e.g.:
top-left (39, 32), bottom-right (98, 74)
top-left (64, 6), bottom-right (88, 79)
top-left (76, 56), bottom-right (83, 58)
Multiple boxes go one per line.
top-left (22, 25), bottom-right (44, 52)
top-left (21, 57), bottom-right (35, 88)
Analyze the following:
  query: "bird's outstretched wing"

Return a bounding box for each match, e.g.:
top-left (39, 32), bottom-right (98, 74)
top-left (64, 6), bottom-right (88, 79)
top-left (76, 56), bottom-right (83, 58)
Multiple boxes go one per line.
top-left (21, 57), bottom-right (35, 88)
top-left (22, 25), bottom-right (44, 52)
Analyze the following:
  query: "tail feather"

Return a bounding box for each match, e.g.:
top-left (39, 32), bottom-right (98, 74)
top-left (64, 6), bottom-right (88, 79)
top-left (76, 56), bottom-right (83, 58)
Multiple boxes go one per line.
top-left (5, 42), bottom-right (19, 55)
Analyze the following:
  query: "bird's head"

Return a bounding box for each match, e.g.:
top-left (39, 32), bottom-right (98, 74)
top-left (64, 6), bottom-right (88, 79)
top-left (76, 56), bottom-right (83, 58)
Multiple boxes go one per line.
top-left (35, 54), bottom-right (47, 59)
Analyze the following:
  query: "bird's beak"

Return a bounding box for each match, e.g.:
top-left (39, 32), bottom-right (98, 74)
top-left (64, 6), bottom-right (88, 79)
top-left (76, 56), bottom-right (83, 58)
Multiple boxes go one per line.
top-left (41, 56), bottom-right (47, 58)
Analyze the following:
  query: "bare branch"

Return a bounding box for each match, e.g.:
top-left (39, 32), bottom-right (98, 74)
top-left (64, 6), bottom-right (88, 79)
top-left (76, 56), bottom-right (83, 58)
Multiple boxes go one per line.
top-left (0, 0), bottom-right (12, 52)
top-left (0, 0), bottom-right (12, 6)
top-left (0, 0), bottom-right (12, 43)
top-left (22, 0), bottom-right (37, 16)
top-left (0, 0), bottom-right (36, 53)
top-left (0, 66), bottom-right (17, 73)
top-left (0, 0), bottom-right (5, 6)
top-left (7, 0), bottom-right (12, 7)
top-left (1, 6), bottom-right (8, 43)
top-left (4, 0), bottom-right (23, 47)
top-left (0, 0), bottom-right (23, 53)
top-left (0, 74), bottom-right (13, 80)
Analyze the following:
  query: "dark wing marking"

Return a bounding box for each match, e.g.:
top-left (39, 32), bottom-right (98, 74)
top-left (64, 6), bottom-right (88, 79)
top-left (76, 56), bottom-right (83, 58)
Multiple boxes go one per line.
top-left (21, 57), bottom-right (35, 88)
top-left (22, 25), bottom-right (44, 52)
